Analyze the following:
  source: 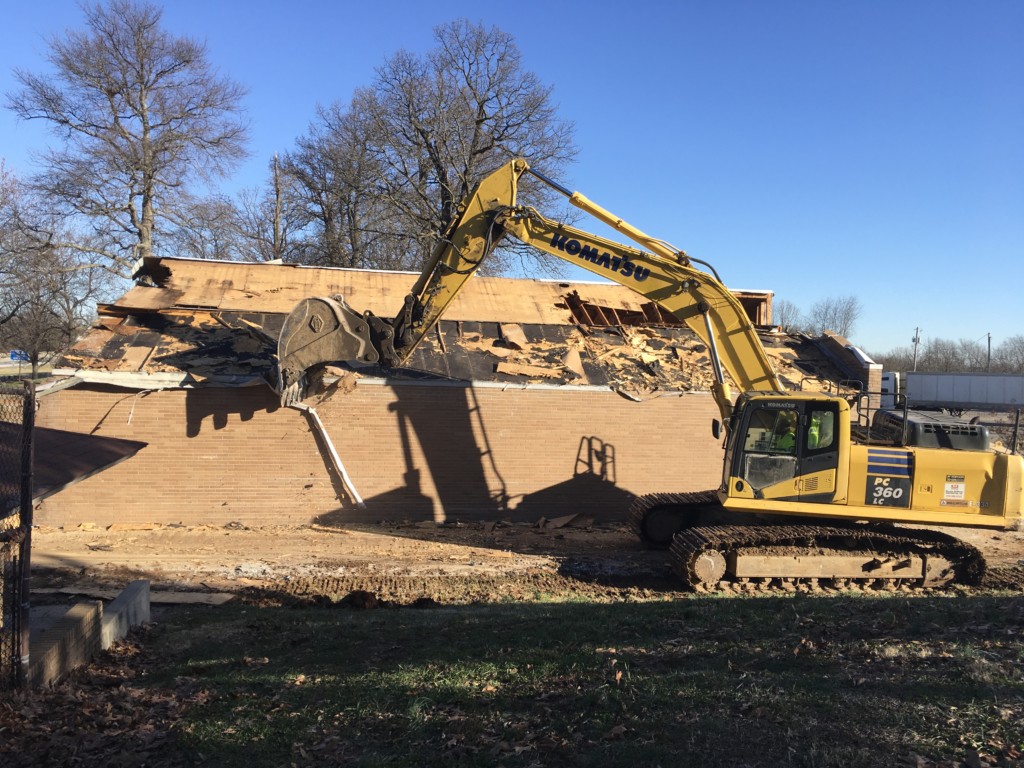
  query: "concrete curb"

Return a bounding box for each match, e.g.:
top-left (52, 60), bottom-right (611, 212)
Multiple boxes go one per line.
top-left (101, 579), bottom-right (150, 650)
top-left (29, 579), bottom-right (151, 687)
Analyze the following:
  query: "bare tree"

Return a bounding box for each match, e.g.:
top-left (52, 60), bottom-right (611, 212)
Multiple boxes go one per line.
top-left (6, 0), bottom-right (248, 276)
top-left (0, 163), bottom-right (113, 379)
top-left (772, 298), bottom-right (804, 333)
top-left (994, 335), bottom-right (1024, 374)
top-left (0, 163), bottom-right (25, 325)
top-left (870, 345), bottom-right (915, 373)
top-left (234, 155), bottom-right (310, 263)
top-left (233, 156), bottom-right (305, 264)
top-left (0, 181), bottom-right (108, 376)
top-left (919, 338), bottom-right (963, 372)
top-left (281, 104), bottom-right (405, 268)
top-left (163, 193), bottom-right (246, 262)
top-left (0, 246), bottom-right (107, 378)
top-left (956, 338), bottom-right (988, 372)
top-left (806, 295), bottom-right (863, 338)
top-left (164, 156), bottom-right (309, 263)
top-left (283, 19), bottom-right (576, 273)
top-left (872, 334), bottom-right (1024, 374)
top-left (0, 167), bottom-right (57, 330)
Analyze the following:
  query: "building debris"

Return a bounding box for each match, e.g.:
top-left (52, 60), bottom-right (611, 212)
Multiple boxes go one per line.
top-left (495, 361), bottom-right (563, 379)
top-left (561, 348), bottom-right (586, 380)
top-left (51, 256), bottom-right (861, 401)
top-left (500, 323), bottom-right (529, 350)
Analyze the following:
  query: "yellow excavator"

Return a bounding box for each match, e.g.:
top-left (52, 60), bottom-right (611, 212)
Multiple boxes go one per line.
top-left (275, 158), bottom-right (1023, 591)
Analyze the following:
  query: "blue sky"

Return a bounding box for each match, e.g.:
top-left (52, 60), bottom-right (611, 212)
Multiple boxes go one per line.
top-left (2, 0), bottom-right (1021, 355)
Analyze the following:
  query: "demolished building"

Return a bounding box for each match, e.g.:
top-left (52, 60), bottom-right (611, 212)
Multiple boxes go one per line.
top-left (32, 257), bottom-right (876, 529)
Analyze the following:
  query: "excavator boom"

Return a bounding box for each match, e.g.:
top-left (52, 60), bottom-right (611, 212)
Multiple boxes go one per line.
top-left (494, 204), bottom-right (782, 409)
top-left (276, 158), bottom-right (780, 419)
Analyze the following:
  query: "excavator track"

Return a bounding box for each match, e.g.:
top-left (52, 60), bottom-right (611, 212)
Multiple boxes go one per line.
top-left (628, 490), bottom-right (721, 548)
top-left (669, 523), bottom-right (986, 593)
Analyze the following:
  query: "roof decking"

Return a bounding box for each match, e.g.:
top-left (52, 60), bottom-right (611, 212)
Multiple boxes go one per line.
top-left (58, 257), bottom-right (846, 395)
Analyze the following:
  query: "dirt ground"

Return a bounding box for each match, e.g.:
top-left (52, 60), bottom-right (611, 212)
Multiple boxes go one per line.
top-left (29, 516), bottom-right (1024, 603)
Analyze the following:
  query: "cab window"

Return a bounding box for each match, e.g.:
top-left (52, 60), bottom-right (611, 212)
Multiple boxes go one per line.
top-left (739, 406), bottom-right (799, 491)
top-left (742, 408), bottom-right (799, 454)
top-left (806, 408), bottom-right (836, 451)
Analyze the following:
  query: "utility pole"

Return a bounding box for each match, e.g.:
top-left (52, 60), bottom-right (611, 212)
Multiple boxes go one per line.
top-left (987, 333), bottom-right (992, 373)
top-left (912, 328), bottom-right (922, 372)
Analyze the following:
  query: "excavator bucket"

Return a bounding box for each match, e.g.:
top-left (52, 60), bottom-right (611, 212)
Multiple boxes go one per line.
top-left (275, 296), bottom-right (379, 406)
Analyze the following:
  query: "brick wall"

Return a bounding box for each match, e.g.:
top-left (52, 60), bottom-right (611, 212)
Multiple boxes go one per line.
top-left (35, 381), bottom-right (724, 527)
top-left (35, 384), bottom-right (336, 527)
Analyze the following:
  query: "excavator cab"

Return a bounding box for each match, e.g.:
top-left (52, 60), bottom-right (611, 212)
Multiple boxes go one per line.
top-left (723, 392), bottom-right (846, 506)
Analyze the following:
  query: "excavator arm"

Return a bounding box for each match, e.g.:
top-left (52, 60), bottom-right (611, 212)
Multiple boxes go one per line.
top-left (276, 158), bottom-right (782, 419)
top-left (276, 160), bottom-right (525, 405)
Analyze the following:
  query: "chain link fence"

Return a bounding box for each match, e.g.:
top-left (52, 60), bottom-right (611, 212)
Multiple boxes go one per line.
top-left (0, 383), bottom-right (34, 689)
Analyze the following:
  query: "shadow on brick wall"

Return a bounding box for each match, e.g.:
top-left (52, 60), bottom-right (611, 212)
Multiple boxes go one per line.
top-left (184, 387), bottom-right (278, 437)
top-left (368, 385), bottom-right (509, 522)
top-left (511, 473), bottom-right (634, 524)
top-left (307, 383), bottom-right (639, 526)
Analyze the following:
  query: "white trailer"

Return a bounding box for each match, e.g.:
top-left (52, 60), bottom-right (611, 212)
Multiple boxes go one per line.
top-left (904, 372), bottom-right (1024, 411)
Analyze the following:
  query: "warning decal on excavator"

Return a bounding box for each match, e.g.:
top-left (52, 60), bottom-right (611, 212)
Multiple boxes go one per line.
top-left (865, 448), bottom-right (912, 508)
top-left (941, 474), bottom-right (967, 506)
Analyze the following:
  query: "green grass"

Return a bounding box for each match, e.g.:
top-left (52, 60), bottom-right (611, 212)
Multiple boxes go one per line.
top-left (133, 592), bottom-right (1024, 767)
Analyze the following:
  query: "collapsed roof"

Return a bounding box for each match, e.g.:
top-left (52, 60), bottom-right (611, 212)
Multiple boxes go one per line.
top-left (56, 256), bottom-right (859, 396)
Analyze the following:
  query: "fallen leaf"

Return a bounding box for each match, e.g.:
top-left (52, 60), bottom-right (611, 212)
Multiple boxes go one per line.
top-left (603, 725), bottom-right (627, 740)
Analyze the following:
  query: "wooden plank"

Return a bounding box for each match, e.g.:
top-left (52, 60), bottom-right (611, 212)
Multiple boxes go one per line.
top-left (500, 323), bottom-right (529, 349)
top-left (37, 586), bottom-right (235, 605)
top-left (495, 361), bottom-right (562, 379)
top-left (561, 348), bottom-right (586, 380)
top-left (119, 258), bottom-right (579, 322)
top-left (122, 257), bottom-right (768, 328)
top-left (114, 285), bottom-right (183, 311)
top-left (117, 345), bottom-right (154, 371)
